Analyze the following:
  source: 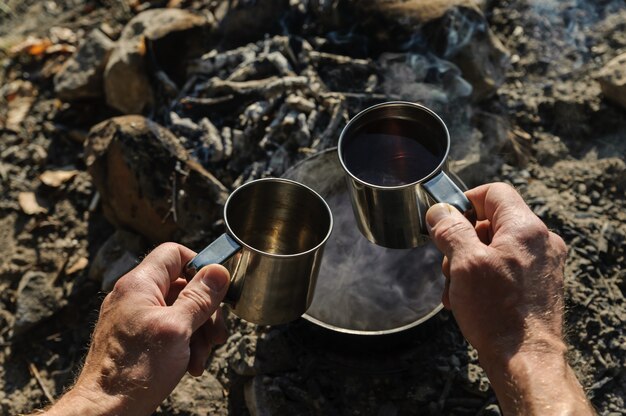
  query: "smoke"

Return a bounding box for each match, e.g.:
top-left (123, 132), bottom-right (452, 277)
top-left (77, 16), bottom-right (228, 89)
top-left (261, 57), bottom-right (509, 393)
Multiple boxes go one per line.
top-left (378, 52), bottom-right (472, 106)
top-left (523, 0), bottom-right (625, 73)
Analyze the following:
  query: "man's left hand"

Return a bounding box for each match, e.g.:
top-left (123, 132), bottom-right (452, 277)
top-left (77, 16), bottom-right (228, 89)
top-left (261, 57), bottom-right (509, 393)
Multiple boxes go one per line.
top-left (44, 243), bottom-right (230, 416)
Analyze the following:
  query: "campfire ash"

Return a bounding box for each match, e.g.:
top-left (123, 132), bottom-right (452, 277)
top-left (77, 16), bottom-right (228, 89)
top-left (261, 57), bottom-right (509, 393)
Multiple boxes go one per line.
top-left (2, 0), bottom-right (626, 414)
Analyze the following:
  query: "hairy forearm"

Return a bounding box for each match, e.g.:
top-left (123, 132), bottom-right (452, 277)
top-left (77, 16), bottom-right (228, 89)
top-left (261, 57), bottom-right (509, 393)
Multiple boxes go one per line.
top-left (36, 382), bottom-right (126, 416)
top-left (481, 342), bottom-right (595, 415)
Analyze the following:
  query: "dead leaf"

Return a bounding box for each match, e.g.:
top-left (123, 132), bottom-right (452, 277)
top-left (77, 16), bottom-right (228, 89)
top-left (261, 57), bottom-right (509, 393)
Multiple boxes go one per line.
top-left (65, 257), bottom-right (89, 275)
top-left (9, 36), bottom-right (53, 56)
top-left (18, 192), bottom-right (47, 215)
top-left (3, 80), bottom-right (37, 131)
top-left (39, 169), bottom-right (79, 187)
top-left (6, 97), bottom-right (34, 131)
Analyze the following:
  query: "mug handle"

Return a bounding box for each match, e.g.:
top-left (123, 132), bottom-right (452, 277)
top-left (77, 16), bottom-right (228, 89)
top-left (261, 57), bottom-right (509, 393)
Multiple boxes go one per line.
top-left (184, 234), bottom-right (242, 304)
top-left (422, 171), bottom-right (477, 224)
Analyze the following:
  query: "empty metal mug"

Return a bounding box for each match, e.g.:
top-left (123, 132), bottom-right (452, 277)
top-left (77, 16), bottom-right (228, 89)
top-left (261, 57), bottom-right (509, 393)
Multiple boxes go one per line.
top-left (184, 178), bottom-right (333, 325)
top-left (338, 101), bottom-right (476, 249)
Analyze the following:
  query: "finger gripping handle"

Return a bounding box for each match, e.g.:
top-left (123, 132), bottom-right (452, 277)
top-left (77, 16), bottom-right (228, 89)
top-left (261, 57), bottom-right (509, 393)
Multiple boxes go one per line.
top-left (184, 234), bottom-right (241, 280)
top-left (423, 171), bottom-right (476, 224)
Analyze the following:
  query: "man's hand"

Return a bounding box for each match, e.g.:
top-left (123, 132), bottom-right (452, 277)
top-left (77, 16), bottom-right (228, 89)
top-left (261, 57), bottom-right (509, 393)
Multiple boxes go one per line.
top-left (44, 243), bottom-right (230, 416)
top-left (426, 183), bottom-right (594, 415)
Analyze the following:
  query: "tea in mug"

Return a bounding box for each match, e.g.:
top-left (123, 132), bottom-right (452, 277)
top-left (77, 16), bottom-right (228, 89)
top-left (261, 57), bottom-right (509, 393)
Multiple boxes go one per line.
top-left (341, 117), bottom-right (446, 186)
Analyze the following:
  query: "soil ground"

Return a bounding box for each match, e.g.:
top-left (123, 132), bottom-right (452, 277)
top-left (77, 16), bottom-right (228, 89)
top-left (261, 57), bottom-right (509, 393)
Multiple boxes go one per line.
top-left (0, 0), bottom-right (624, 415)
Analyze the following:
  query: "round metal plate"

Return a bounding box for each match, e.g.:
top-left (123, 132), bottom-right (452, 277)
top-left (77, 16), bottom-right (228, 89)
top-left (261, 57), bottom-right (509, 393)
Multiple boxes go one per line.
top-left (283, 148), bottom-right (466, 335)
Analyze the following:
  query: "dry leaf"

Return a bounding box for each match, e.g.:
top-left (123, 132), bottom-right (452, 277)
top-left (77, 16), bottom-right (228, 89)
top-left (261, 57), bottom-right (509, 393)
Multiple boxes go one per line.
top-left (39, 169), bottom-right (79, 187)
top-left (6, 97), bottom-right (35, 131)
top-left (3, 80), bottom-right (37, 131)
top-left (65, 257), bottom-right (89, 275)
top-left (18, 192), bottom-right (47, 215)
top-left (9, 36), bottom-right (53, 56)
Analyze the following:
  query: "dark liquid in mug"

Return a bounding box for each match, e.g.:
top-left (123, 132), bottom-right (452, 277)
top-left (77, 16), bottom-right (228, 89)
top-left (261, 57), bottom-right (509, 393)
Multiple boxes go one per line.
top-left (342, 117), bottom-right (445, 186)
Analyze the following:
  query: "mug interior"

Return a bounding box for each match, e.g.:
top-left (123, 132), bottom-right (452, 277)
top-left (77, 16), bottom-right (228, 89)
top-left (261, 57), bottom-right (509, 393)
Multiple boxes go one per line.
top-left (339, 103), bottom-right (449, 187)
top-left (225, 179), bottom-right (332, 256)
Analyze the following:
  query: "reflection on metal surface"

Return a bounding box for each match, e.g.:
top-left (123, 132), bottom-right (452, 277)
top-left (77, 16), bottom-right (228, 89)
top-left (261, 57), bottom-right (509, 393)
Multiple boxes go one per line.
top-left (186, 178), bottom-right (333, 326)
top-left (337, 101), bottom-right (474, 248)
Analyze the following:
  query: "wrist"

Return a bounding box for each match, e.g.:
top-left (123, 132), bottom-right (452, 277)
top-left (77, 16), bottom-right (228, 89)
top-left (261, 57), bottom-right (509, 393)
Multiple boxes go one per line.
top-left (479, 330), bottom-right (568, 377)
top-left (44, 381), bottom-right (127, 416)
top-left (479, 338), bottom-right (593, 415)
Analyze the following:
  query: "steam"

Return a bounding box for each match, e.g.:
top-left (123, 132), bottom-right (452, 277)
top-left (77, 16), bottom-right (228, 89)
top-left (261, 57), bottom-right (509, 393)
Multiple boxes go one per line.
top-left (308, 191), bottom-right (444, 331)
top-left (379, 52), bottom-right (472, 105)
top-left (284, 151), bottom-right (444, 332)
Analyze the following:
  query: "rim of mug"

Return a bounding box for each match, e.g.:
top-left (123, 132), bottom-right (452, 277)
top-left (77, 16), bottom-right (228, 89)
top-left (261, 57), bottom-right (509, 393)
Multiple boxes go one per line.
top-left (337, 101), bottom-right (451, 190)
top-left (223, 177), bottom-right (334, 258)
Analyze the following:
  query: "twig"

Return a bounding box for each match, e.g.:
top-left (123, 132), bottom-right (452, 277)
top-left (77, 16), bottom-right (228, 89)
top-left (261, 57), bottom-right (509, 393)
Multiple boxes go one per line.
top-left (319, 91), bottom-right (403, 101)
top-left (52, 255), bottom-right (71, 285)
top-left (88, 191), bottom-right (100, 212)
top-left (170, 167), bottom-right (178, 223)
top-left (437, 373), bottom-right (454, 411)
top-left (307, 50), bottom-right (372, 68)
top-left (29, 362), bottom-right (55, 404)
top-left (199, 76), bottom-right (309, 98)
top-left (180, 95), bottom-right (235, 107)
top-left (313, 98), bottom-right (346, 149)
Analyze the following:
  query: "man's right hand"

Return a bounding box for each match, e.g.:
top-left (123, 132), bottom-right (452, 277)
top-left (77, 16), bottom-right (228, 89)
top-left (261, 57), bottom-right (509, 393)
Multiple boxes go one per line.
top-left (426, 182), bottom-right (595, 415)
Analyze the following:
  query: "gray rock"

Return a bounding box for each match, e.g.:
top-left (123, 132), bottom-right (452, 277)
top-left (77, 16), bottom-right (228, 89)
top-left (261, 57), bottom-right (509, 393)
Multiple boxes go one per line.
top-left (104, 8), bottom-right (213, 114)
top-left (89, 230), bottom-right (146, 291)
top-left (13, 271), bottom-right (62, 336)
top-left (481, 403), bottom-right (502, 416)
top-left (54, 29), bottom-right (114, 101)
top-left (534, 132), bottom-right (569, 165)
top-left (228, 335), bottom-right (257, 376)
top-left (344, 2), bottom-right (508, 100)
top-left (168, 372), bottom-right (227, 415)
top-left (597, 52), bottom-right (626, 111)
top-left (440, 7), bottom-right (509, 100)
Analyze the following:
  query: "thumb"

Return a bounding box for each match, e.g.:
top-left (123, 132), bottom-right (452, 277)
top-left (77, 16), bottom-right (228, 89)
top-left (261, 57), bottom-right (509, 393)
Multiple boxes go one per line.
top-left (426, 203), bottom-right (483, 259)
top-left (172, 264), bottom-right (230, 333)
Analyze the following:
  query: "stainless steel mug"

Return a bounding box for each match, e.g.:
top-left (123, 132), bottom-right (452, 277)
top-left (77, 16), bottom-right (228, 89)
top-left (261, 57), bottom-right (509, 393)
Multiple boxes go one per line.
top-left (338, 101), bottom-right (476, 249)
top-left (184, 178), bottom-right (333, 325)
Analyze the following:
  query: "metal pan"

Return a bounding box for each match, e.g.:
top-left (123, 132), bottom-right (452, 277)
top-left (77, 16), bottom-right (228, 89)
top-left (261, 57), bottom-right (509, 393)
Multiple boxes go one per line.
top-left (283, 148), bottom-right (467, 337)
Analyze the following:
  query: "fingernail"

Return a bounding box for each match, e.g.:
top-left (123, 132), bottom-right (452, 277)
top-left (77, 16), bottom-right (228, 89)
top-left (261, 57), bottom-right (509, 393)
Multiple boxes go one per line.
top-left (426, 203), bottom-right (453, 231)
top-left (201, 266), bottom-right (228, 292)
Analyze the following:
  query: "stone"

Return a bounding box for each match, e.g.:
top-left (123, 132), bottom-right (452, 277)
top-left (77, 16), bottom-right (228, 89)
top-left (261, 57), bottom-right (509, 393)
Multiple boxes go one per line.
top-left (104, 8), bottom-right (214, 114)
top-left (347, 1), bottom-right (508, 100)
top-left (597, 52), bottom-right (626, 111)
top-left (13, 271), bottom-right (62, 336)
top-left (89, 230), bottom-right (147, 291)
top-left (427, 6), bottom-right (509, 100)
top-left (482, 404), bottom-right (502, 416)
top-left (167, 372), bottom-right (226, 415)
top-left (216, 0), bottom-right (289, 48)
top-left (54, 29), bottom-right (114, 101)
top-left (354, 0), bottom-right (485, 24)
top-left (85, 115), bottom-right (228, 243)
top-left (534, 132), bottom-right (569, 166)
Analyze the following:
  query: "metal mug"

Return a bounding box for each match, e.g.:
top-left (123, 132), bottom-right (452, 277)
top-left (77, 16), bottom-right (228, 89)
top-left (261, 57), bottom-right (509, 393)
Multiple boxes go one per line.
top-left (338, 101), bottom-right (476, 249)
top-left (184, 178), bottom-right (333, 325)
